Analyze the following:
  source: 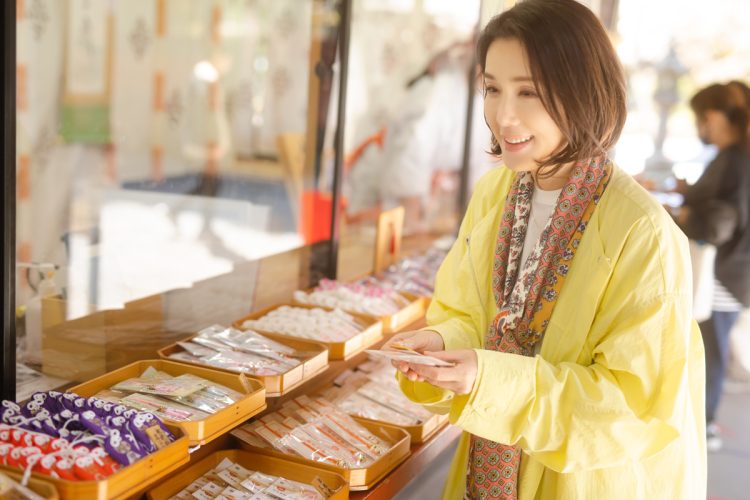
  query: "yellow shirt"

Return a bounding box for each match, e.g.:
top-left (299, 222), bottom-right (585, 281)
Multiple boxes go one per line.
top-left (398, 165), bottom-right (707, 499)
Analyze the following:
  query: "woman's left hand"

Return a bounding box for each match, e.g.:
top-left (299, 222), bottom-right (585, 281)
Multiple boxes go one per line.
top-left (395, 349), bottom-right (478, 395)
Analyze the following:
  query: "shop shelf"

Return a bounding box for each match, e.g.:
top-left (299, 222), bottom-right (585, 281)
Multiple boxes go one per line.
top-left (159, 334), bottom-right (328, 397)
top-left (146, 449), bottom-right (348, 500)
top-left (233, 303), bottom-right (383, 360)
top-left (293, 290), bottom-right (426, 334)
top-left (232, 419), bottom-right (410, 491)
top-left (0, 424), bottom-right (188, 500)
top-left (69, 360), bottom-right (267, 446)
top-left (352, 412), bottom-right (449, 444)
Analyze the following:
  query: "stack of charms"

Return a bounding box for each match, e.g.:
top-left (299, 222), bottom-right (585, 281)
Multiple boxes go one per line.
top-left (367, 248), bottom-right (447, 297)
top-left (293, 280), bottom-right (410, 317)
top-left (172, 457), bottom-right (326, 500)
top-left (233, 395), bottom-right (392, 469)
top-left (93, 367), bottom-right (244, 423)
top-left (322, 361), bottom-right (433, 427)
top-left (0, 391), bottom-right (175, 481)
top-left (168, 325), bottom-right (302, 376)
top-left (240, 306), bottom-right (366, 343)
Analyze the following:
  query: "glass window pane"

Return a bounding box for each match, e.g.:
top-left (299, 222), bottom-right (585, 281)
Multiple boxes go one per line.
top-left (14, 0), bottom-right (344, 397)
top-left (338, 0), bottom-right (486, 280)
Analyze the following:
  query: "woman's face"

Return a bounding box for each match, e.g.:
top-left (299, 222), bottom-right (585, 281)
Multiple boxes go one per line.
top-left (696, 110), bottom-right (736, 149)
top-left (483, 38), bottom-right (565, 173)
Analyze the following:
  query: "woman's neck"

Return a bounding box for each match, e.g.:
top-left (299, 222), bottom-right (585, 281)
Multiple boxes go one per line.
top-left (532, 162), bottom-right (576, 191)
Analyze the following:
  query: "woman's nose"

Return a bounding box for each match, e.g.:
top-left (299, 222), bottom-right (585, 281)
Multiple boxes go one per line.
top-left (495, 96), bottom-right (519, 128)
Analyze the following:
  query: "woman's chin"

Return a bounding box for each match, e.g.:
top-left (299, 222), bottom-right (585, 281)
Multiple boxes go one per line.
top-left (502, 158), bottom-right (537, 173)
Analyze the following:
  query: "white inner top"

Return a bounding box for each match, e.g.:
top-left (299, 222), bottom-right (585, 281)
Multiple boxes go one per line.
top-left (521, 186), bottom-right (562, 356)
top-left (520, 187), bottom-right (562, 268)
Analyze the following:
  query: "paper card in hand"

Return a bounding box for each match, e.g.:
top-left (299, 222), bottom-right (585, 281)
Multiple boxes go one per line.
top-left (364, 349), bottom-right (455, 367)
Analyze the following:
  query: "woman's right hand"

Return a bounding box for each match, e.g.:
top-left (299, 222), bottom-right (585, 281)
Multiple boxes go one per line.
top-left (382, 330), bottom-right (445, 353)
top-left (382, 330), bottom-right (445, 381)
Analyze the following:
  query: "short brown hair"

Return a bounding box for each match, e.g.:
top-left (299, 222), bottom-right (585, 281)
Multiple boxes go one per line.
top-left (690, 81), bottom-right (750, 148)
top-left (478, 0), bottom-right (627, 177)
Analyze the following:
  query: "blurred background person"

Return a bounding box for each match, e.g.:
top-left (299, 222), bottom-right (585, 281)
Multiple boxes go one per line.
top-left (675, 80), bottom-right (750, 451)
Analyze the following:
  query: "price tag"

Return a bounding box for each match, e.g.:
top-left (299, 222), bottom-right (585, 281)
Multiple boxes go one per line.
top-left (145, 425), bottom-right (172, 450)
top-left (312, 476), bottom-right (337, 498)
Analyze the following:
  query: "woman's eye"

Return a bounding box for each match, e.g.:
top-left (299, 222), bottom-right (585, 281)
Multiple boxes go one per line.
top-left (519, 89), bottom-right (538, 98)
top-left (484, 85), bottom-right (499, 96)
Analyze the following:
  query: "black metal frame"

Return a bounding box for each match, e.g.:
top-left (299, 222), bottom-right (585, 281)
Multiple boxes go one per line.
top-left (327, 0), bottom-right (351, 276)
top-left (2, 0), bottom-right (17, 401)
top-left (458, 52), bottom-right (478, 216)
top-left (459, 4), bottom-right (485, 217)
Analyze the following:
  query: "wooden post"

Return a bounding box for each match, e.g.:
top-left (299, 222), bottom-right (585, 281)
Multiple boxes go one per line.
top-left (373, 206), bottom-right (405, 274)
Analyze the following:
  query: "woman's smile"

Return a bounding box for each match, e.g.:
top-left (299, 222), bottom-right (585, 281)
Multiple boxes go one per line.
top-left (503, 135), bottom-right (534, 152)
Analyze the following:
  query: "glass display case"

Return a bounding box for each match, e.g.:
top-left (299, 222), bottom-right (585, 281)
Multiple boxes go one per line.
top-left (1, 0), bottom-right (481, 401)
top-left (3, 0), bottom-right (358, 400)
top-left (336, 0), bottom-right (486, 279)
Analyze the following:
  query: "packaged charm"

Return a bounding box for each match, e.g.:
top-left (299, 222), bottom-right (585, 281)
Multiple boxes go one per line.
top-left (267, 477), bottom-right (324, 500)
top-left (217, 485), bottom-right (253, 499)
top-left (239, 471), bottom-right (277, 494)
top-left (120, 393), bottom-right (208, 422)
top-left (216, 462), bottom-right (253, 489)
top-left (112, 376), bottom-right (205, 398)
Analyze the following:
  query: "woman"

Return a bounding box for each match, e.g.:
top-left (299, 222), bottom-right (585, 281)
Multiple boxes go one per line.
top-left (383, 1), bottom-right (706, 498)
top-left (677, 81), bottom-right (750, 451)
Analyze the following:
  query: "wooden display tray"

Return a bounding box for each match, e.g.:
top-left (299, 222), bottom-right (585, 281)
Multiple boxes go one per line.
top-left (317, 378), bottom-right (448, 445)
top-left (0, 424), bottom-right (189, 500)
top-left (353, 412), bottom-right (449, 445)
top-left (232, 419), bottom-right (411, 491)
top-left (158, 333), bottom-right (329, 397)
top-left (1, 469), bottom-right (60, 499)
top-left (293, 290), bottom-right (426, 334)
top-left (146, 449), bottom-right (349, 500)
top-left (384, 293), bottom-right (428, 333)
top-left (69, 360), bottom-right (267, 446)
top-left (232, 303), bottom-right (384, 360)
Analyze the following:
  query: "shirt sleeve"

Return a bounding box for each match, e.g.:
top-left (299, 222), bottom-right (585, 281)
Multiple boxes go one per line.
top-left (396, 169), bottom-right (507, 409)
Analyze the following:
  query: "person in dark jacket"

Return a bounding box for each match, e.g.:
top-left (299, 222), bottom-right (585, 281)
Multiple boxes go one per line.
top-left (678, 81), bottom-right (750, 451)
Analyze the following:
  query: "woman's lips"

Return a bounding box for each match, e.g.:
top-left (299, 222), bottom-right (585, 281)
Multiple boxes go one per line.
top-left (503, 135), bottom-right (533, 152)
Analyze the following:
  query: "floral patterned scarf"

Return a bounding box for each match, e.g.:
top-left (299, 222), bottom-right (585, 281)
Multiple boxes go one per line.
top-left (466, 156), bottom-right (612, 499)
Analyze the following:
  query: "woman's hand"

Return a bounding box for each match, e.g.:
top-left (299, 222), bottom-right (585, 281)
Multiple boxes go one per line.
top-left (382, 329), bottom-right (445, 353)
top-left (396, 349), bottom-right (478, 395)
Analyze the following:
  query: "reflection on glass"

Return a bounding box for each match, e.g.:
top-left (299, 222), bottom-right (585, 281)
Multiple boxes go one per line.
top-left (341, 0), bottom-right (490, 241)
top-left (14, 0), bottom-right (343, 396)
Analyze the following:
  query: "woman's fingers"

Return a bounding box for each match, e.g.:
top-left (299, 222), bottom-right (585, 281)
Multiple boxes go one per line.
top-left (382, 330), bottom-right (444, 353)
top-left (405, 350), bottom-right (478, 395)
top-left (393, 361), bottom-right (425, 382)
top-left (393, 361), bottom-right (410, 372)
top-left (408, 363), bottom-right (441, 380)
top-left (424, 350), bottom-right (468, 362)
top-left (382, 331), bottom-right (423, 351)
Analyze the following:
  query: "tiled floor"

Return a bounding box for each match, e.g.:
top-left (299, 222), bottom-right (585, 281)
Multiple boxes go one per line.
top-left (395, 439), bottom-right (457, 500)
top-left (396, 380), bottom-right (750, 499)
top-left (707, 381), bottom-right (750, 500)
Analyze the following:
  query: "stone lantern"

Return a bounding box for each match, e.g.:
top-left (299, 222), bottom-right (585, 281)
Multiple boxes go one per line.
top-left (645, 44), bottom-right (687, 184)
